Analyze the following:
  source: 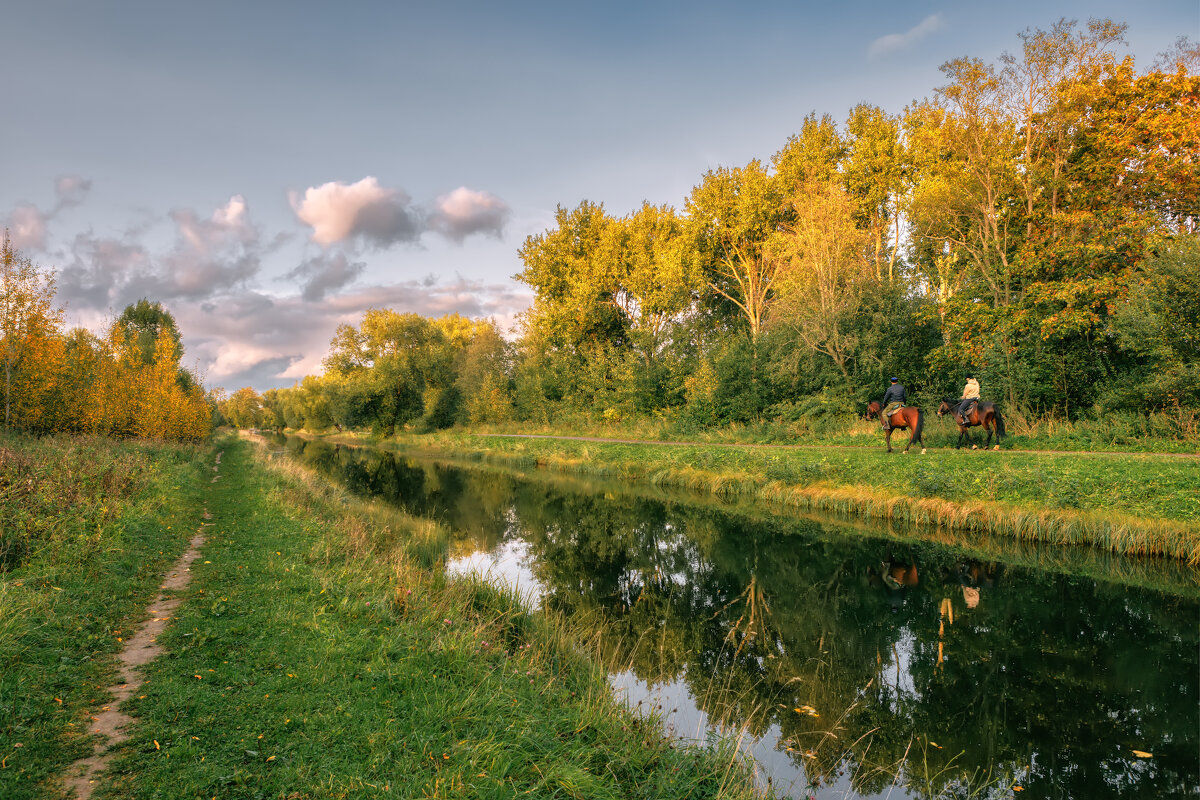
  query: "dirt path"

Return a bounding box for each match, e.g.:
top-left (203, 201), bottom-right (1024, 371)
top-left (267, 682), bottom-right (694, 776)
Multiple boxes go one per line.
top-left (60, 449), bottom-right (222, 800)
top-left (475, 433), bottom-right (1200, 459)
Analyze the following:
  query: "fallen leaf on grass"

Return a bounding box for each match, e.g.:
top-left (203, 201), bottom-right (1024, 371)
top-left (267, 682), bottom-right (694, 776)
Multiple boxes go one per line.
top-left (1132, 750), bottom-right (1153, 758)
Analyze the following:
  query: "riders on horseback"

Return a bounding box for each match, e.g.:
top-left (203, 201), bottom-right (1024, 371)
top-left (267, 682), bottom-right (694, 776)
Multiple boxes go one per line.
top-left (880, 377), bottom-right (906, 431)
top-left (955, 377), bottom-right (980, 424)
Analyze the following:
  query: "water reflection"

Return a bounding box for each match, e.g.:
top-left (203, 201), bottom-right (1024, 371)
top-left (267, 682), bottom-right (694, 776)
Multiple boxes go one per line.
top-left (270, 435), bottom-right (1200, 800)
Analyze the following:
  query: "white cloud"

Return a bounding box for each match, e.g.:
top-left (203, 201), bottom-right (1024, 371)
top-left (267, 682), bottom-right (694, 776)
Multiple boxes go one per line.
top-left (178, 276), bottom-right (532, 391)
top-left (291, 177), bottom-right (511, 248)
top-left (290, 177), bottom-right (422, 247)
top-left (429, 187), bottom-right (510, 242)
top-left (58, 195), bottom-right (262, 310)
top-left (3, 175), bottom-right (94, 251)
top-left (5, 204), bottom-right (49, 250)
top-left (868, 14), bottom-right (946, 60)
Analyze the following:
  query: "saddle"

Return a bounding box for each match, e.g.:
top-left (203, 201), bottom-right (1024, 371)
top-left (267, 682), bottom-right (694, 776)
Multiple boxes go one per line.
top-left (958, 399), bottom-right (978, 423)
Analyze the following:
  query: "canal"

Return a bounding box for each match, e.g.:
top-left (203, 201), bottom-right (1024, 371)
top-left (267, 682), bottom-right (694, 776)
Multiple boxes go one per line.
top-left (267, 435), bottom-right (1199, 799)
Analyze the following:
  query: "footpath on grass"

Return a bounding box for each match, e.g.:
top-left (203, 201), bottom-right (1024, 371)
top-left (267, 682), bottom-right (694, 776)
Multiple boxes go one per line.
top-left (82, 437), bottom-right (760, 800)
top-left (62, 451), bottom-right (223, 799)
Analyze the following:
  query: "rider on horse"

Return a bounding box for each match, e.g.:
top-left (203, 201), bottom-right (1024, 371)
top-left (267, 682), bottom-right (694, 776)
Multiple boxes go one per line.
top-left (955, 376), bottom-right (980, 424)
top-left (880, 377), bottom-right (906, 431)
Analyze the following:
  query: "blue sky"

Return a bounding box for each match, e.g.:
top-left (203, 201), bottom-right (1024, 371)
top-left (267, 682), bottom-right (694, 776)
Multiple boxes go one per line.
top-left (3, 1), bottom-right (1195, 390)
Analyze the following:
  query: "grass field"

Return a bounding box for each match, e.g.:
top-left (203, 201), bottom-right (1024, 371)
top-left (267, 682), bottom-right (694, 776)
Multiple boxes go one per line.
top-left (0, 434), bottom-right (209, 800)
top-left (455, 408), bottom-right (1200, 454)
top-left (351, 429), bottom-right (1200, 564)
top-left (0, 432), bottom-right (761, 800)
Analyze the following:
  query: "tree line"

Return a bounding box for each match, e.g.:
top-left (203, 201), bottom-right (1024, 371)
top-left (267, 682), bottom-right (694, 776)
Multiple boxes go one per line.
top-left (236, 21), bottom-right (1196, 437)
top-left (0, 237), bottom-right (211, 441)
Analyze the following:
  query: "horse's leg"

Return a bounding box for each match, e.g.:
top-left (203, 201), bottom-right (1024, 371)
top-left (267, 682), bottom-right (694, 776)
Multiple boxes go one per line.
top-left (956, 428), bottom-right (964, 449)
top-left (886, 429), bottom-right (894, 453)
top-left (985, 418), bottom-right (993, 449)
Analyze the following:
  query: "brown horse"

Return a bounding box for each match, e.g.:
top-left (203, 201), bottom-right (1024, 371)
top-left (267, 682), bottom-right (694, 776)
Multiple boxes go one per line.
top-left (937, 398), bottom-right (1006, 450)
top-left (866, 401), bottom-right (926, 454)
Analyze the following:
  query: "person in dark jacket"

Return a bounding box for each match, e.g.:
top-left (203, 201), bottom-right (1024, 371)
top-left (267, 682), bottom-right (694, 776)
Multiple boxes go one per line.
top-left (880, 377), bottom-right (906, 431)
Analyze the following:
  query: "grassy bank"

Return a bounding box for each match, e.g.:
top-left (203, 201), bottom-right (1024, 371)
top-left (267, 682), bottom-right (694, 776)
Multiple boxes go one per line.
top-left (453, 409), bottom-right (1200, 454)
top-left (91, 436), bottom-right (760, 799)
top-left (0, 433), bottom-right (210, 799)
top-left (340, 430), bottom-right (1200, 564)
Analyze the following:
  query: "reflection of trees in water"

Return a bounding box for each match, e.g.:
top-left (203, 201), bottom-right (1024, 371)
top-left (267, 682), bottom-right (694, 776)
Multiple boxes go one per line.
top-left (508, 490), bottom-right (1198, 799)
top-left (280, 438), bottom-right (1199, 799)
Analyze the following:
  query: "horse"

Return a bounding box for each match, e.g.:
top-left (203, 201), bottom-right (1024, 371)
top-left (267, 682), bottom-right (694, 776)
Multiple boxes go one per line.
top-left (866, 401), bottom-right (926, 454)
top-left (937, 398), bottom-right (1006, 450)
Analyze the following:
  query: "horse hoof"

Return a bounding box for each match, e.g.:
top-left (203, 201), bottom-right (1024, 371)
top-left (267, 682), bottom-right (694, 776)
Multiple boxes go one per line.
top-left (971, 445), bottom-right (978, 450)
top-left (993, 445), bottom-right (999, 451)
top-left (921, 448), bottom-right (927, 455)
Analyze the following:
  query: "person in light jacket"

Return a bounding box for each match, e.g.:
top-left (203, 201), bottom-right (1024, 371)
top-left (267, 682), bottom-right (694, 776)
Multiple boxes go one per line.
top-left (956, 376), bottom-right (980, 423)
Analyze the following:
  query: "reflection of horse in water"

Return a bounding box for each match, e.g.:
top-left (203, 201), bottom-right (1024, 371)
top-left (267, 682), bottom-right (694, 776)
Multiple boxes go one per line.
top-left (872, 559), bottom-right (919, 611)
top-left (955, 561), bottom-right (1002, 609)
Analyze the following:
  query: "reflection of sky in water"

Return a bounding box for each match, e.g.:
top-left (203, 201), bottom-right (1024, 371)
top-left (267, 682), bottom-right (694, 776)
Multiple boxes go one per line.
top-left (448, 538), bottom-right (922, 800)
top-left (445, 539), bottom-right (545, 610)
top-left (608, 669), bottom-right (903, 800)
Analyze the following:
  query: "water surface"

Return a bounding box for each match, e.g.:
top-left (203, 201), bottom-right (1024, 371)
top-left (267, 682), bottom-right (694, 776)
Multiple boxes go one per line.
top-left (270, 435), bottom-right (1199, 800)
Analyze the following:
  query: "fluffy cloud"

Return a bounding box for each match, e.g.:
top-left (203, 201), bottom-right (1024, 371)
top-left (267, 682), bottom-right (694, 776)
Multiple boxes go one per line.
top-left (5, 204), bottom-right (49, 250)
top-left (868, 14), bottom-right (946, 60)
top-left (2, 174), bottom-right (93, 251)
top-left (58, 195), bottom-right (263, 311)
top-left (429, 187), bottom-right (510, 242)
top-left (290, 177), bottom-right (422, 247)
top-left (283, 252), bottom-right (367, 301)
top-left (182, 278), bottom-right (530, 391)
top-left (291, 177), bottom-right (510, 247)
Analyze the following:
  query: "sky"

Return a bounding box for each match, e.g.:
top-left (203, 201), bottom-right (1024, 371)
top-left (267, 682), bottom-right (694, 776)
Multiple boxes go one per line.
top-left (3, 1), bottom-right (1195, 392)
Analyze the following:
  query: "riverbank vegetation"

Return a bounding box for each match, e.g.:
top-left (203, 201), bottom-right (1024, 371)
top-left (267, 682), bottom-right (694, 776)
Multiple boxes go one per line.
top-left (222, 22), bottom-right (1199, 453)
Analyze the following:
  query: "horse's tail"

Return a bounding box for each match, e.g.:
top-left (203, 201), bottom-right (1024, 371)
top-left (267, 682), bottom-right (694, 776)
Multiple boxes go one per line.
top-left (914, 408), bottom-right (925, 443)
top-left (994, 406), bottom-right (1005, 439)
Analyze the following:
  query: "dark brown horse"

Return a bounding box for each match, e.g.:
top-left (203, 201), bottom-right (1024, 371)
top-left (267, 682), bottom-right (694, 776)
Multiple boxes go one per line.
top-left (937, 398), bottom-right (1006, 450)
top-left (866, 401), bottom-right (926, 454)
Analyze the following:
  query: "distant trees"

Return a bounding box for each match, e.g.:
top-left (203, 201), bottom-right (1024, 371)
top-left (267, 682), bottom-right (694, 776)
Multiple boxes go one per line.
top-left (242, 313), bottom-right (514, 434)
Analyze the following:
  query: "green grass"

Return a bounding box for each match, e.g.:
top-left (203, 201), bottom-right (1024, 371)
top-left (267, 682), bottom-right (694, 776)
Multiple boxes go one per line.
top-left (421, 406), bottom-right (1200, 454)
top-left (362, 430), bottom-right (1200, 563)
top-left (96, 437), bottom-right (761, 800)
top-left (0, 433), bottom-right (210, 800)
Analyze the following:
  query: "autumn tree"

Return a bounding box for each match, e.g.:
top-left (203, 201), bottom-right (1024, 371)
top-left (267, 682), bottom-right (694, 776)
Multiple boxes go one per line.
top-left (685, 160), bottom-right (784, 341)
top-left (0, 235), bottom-right (63, 428)
top-left (770, 182), bottom-right (876, 387)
